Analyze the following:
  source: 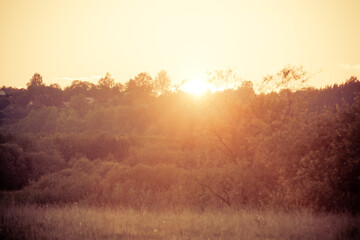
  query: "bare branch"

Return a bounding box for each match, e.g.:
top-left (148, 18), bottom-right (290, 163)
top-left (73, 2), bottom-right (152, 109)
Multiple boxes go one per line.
top-left (195, 178), bottom-right (231, 207)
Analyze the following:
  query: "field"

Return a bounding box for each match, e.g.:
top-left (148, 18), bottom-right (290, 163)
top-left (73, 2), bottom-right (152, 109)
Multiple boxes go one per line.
top-left (1, 204), bottom-right (359, 240)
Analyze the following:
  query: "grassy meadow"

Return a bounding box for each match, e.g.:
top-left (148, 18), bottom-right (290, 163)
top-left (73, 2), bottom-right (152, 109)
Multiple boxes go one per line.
top-left (1, 204), bottom-right (359, 240)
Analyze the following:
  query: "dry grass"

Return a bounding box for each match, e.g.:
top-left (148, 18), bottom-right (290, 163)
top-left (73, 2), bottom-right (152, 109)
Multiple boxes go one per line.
top-left (0, 204), bottom-right (359, 240)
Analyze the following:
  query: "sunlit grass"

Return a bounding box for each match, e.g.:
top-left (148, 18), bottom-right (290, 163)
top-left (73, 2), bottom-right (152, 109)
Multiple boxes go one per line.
top-left (1, 204), bottom-right (359, 240)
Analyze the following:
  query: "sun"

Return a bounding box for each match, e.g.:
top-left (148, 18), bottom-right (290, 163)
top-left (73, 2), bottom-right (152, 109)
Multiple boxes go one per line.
top-left (180, 79), bottom-right (216, 96)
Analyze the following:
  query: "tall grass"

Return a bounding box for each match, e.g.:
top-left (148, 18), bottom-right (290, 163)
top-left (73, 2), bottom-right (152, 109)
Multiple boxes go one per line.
top-left (1, 204), bottom-right (359, 240)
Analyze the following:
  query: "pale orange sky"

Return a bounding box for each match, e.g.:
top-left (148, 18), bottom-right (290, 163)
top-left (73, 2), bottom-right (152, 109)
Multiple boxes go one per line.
top-left (0, 0), bottom-right (359, 89)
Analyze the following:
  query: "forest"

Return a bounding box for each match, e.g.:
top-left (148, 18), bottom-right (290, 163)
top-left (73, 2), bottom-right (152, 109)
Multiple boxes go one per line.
top-left (1, 67), bottom-right (359, 216)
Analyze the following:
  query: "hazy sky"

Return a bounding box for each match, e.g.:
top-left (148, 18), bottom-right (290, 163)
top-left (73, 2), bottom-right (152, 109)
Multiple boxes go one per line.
top-left (0, 0), bottom-right (359, 88)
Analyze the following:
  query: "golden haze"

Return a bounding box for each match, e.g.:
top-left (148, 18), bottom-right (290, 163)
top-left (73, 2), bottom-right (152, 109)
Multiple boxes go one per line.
top-left (0, 0), bottom-right (359, 88)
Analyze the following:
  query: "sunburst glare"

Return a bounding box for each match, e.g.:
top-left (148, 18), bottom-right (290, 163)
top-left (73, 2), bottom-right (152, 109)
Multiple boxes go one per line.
top-left (180, 79), bottom-right (217, 96)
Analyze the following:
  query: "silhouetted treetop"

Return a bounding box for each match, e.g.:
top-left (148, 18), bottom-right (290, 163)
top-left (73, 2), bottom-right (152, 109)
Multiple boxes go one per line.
top-left (98, 72), bottom-right (115, 90)
top-left (126, 72), bottom-right (155, 95)
top-left (155, 70), bottom-right (171, 95)
top-left (261, 65), bottom-right (308, 93)
top-left (26, 73), bottom-right (44, 89)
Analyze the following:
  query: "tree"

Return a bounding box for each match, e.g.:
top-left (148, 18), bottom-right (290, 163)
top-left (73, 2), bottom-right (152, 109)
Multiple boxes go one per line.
top-left (98, 72), bottom-right (115, 90)
top-left (26, 73), bottom-right (60, 107)
top-left (235, 80), bottom-right (255, 104)
top-left (64, 80), bottom-right (95, 100)
top-left (0, 143), bottom-right (30, 190)
top-left (155, 70), bottom-right (171, 95)
top-left (207, 69), bottom-right (242, 89)
top-left (126, 72), bottom-right (155, 96)
top-left (27, 73), bottom-right (44, 89)
top-left (260, 65), bottom-right (308, 93)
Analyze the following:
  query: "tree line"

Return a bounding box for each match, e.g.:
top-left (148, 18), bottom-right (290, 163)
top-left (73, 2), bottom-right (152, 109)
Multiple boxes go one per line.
top-left (0, 69), bottom-right (359, 213)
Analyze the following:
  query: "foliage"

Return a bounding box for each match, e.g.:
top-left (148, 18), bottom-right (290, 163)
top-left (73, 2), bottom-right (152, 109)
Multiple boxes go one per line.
top-left (0, 71), bottom-right (359, 213)
top-left (26, 73), bottom-right (44, 89)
